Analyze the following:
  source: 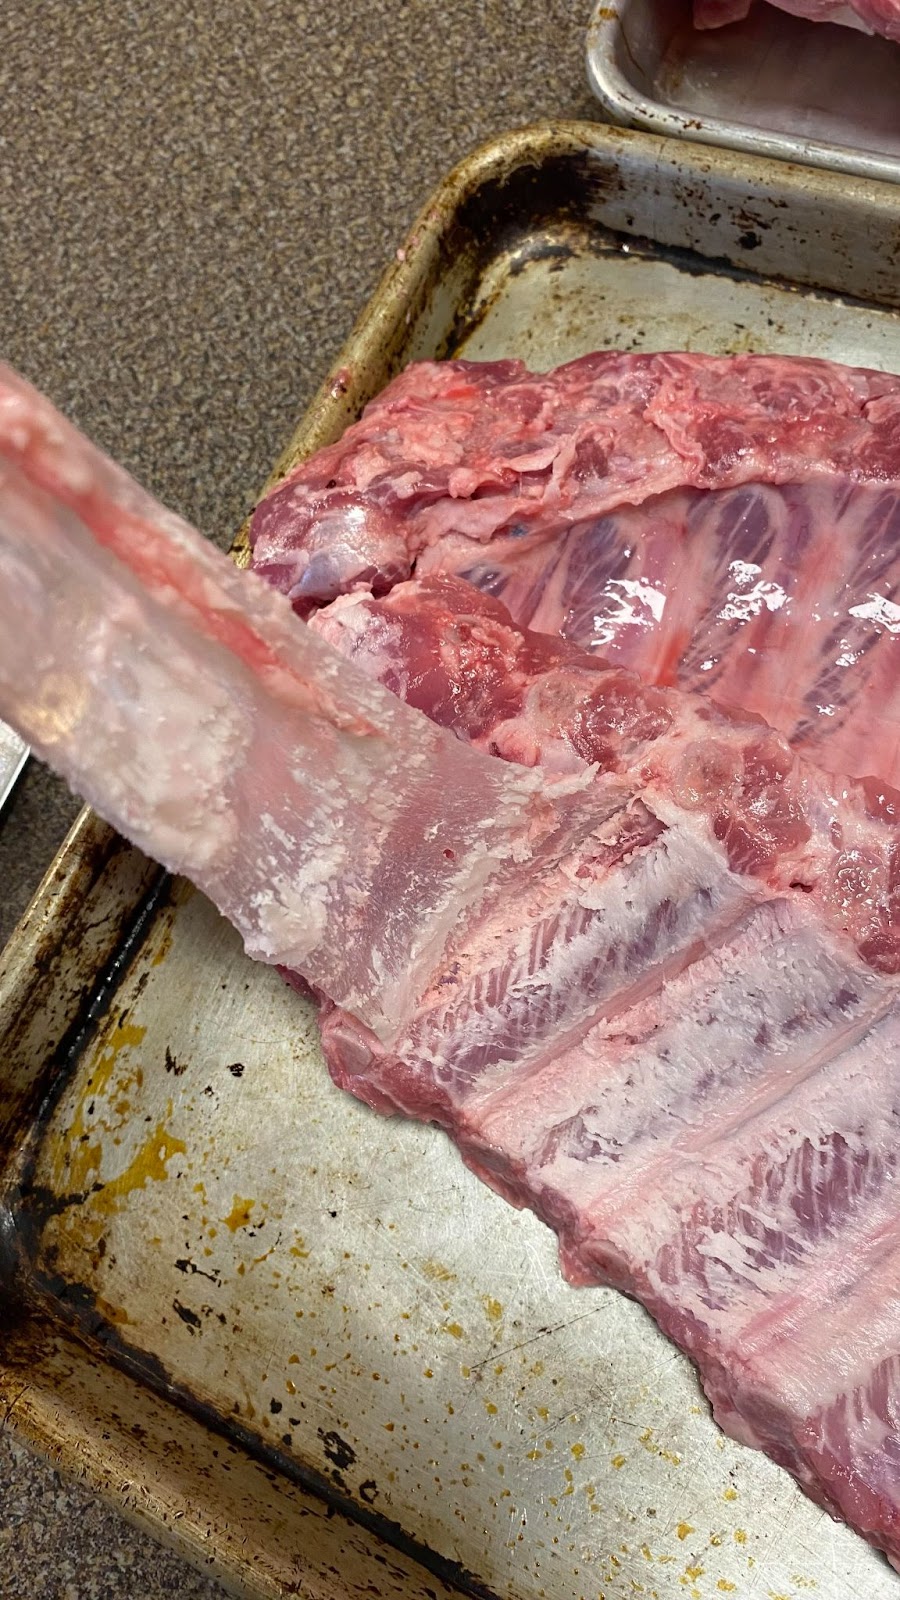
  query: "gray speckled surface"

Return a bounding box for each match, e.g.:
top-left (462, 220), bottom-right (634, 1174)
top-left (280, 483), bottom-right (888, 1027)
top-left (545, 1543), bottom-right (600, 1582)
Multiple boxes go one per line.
top-left (0, 1), bottom-right (593, 1594)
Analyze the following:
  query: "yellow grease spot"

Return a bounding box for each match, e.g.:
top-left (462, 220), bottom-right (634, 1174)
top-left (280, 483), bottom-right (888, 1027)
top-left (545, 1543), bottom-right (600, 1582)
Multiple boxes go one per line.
top-left (223, 1195), bottom-right (256, 1231)
top-left (288, 1354), bottom-right (300, 1364)
top-left (676, 1523), bottom-right (695, 1541)
top-left (485, 1402), bottom-right (498, 1415)
top-left (91, 1122), bottom-right (186, 1215)
top-left (442, 1322), bottom-right (464, 1339)
top-left (290, 1237), bottom-right (310, 1259)
top-left (59, 1018), bottom-right (148, 1192)
top-left (685, 1566), bottom-right (704, 1581)
top-left (734, 1529), bottom-right (747, 1545)
top-left (611, 1454), bottom-right (626, 1469)
top-left (285, 1379), bottom-right (296, 1395)
top-left (482, 1296), bottom-right (502, 1323)
top-left (639, 1426), bottom-right (681, 1466)
top-left (571, 1442), bottom-right (585, 1460)
top-left (422, 1260), bottom-right (456, 1282)
top-left (717, 1583), bottom-right (736, 1594)
top-left (723, 1487), bottom-right (738, 1502)
top-left (531, 1361), bottom-right (544, 1376)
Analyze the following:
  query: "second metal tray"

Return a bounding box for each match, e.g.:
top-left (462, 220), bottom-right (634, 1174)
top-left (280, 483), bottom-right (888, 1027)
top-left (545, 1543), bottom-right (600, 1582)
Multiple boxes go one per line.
top-left (4, 123), bottom-right (900, 1600)
top-left (587, 0), bottom-right (900, 184)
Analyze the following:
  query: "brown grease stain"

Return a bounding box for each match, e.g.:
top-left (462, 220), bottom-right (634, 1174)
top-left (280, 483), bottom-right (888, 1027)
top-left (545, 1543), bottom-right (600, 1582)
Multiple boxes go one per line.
top-left (94, 1296), bottom-right (130, 1326)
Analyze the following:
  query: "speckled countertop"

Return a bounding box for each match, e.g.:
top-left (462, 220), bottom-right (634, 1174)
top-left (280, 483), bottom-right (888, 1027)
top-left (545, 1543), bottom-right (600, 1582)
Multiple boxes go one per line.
top-left (0, 3), bottom-right (594, 1595)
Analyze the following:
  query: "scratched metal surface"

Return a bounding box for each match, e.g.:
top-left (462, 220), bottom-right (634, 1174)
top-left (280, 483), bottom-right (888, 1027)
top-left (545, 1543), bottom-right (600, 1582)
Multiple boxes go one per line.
top-left (4, 126), bottom-right (900, 1600)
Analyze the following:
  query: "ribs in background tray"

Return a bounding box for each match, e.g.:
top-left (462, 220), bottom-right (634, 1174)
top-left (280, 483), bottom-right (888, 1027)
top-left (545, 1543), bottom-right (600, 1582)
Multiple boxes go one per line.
top-left (693, 0), bottom-right (900, 43)
top-left (251, 351), bottom-right (900, 1569)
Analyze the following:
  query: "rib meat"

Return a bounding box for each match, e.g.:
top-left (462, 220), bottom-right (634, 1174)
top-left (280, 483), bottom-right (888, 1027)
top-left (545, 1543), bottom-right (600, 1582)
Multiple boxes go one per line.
top-left (250, 353), bottom-right (900, 787)
top-left (310, 573), bottom-right (900, 1566)
top-left (251, 352), bottom-right (900, 1568)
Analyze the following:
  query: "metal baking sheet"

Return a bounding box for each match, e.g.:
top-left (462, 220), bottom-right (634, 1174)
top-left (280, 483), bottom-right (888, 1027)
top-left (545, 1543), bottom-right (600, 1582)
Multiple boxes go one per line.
top-left (586, 0), bottom-right (900, 184)
top-left (3, 123), bottom-right (900, 1600)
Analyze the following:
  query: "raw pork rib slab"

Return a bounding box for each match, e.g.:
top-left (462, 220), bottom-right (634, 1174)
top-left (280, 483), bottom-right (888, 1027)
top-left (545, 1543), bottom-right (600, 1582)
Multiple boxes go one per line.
top-left (693, 0), bottom-right (900, 40)
top-left (251, 352), bottom-right (900, 788)
top-left (253, 353), bottom-right (900, 1570)
top-left (4, 359), bottom-right (900, 1568)
top-left (308, 578), bottom-right (900, 1570)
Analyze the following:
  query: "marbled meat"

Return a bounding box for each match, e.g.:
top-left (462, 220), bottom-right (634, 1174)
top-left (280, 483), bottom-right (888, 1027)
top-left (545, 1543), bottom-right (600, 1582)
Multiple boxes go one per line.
top-left (252, 353), bottom-right (900, 1568)
top-left (251, 353), bottom-right (900, 788)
